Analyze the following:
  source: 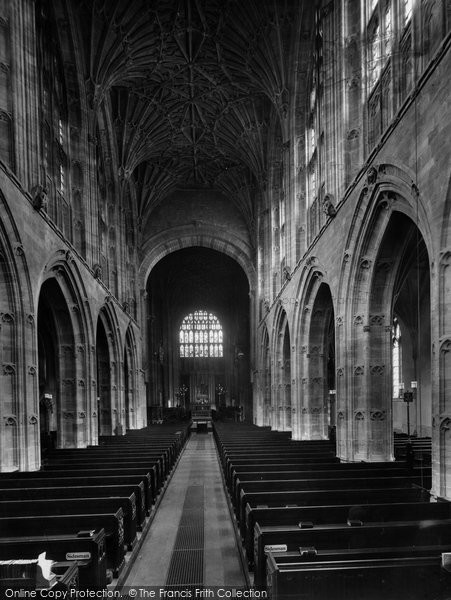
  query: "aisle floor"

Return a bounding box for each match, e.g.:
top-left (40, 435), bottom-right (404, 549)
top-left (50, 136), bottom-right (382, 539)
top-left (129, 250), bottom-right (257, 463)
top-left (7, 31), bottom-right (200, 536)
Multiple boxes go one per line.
top-left (123, 432), bottom-right (246, 587)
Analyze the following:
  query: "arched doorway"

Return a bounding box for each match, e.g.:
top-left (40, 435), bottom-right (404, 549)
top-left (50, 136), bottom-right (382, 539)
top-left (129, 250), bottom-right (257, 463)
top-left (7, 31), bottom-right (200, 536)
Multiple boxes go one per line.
top-left (37, 278), bottom-right (76, 449)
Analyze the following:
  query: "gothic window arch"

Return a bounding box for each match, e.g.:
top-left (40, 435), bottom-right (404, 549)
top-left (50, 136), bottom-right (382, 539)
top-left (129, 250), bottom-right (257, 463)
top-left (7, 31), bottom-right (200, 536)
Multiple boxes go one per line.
top-left (365, 0), bottom-right (394, 152)
top-left (179, 311), bottom-right (223, 358)
top-left (36, 0), bottom-right (70, 233)
top-left (392, 317), bottom-right (402, 399)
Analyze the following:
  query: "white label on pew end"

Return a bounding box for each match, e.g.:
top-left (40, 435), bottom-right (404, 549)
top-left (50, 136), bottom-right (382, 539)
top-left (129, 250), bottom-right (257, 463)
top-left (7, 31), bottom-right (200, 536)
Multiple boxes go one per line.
top-left (66, 552), bottom-right (91, 561)
top-left (264, 544), bottom-right (287, 554)
top-left (442, 553), bottom-right (451, 572)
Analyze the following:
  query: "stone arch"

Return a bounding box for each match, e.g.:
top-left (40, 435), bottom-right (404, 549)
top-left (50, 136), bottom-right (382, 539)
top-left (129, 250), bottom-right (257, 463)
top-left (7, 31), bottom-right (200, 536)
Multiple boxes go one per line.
top-left (38, 253), bottom-right (93, 449)
top-left (342, 175), bottom-right (432, 461)
top-left (96, 300), bottom-right (122, 436)
top-left (340, 162), bottom-right (433, 312)
top-left (295, 270), bottom-right (335, 441)
top-left (139, 229), bottom-right (256, 293)
top-left (124, 324), bottom-right (139, 430)
top-left (271, 307), bottom-right (291, 431)
top-left (257, 325), bottom-right (271, 427)
top-left (0, 192), bottom-right (36, 470)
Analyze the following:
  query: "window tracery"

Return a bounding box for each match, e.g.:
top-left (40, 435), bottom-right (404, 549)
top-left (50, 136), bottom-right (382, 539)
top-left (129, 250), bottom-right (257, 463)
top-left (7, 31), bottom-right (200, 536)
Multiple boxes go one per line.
top-left (179, 311), bottom-right (223, 358)
top-left (392, 317), bottom-right (402, 399)
top-left (36, 1), bottom-right (69, 233)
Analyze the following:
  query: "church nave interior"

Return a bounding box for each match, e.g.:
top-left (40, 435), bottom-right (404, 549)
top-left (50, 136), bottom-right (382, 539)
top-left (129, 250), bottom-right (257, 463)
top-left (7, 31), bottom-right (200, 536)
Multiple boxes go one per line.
top-left (0, 0), bottom-right (451, 597)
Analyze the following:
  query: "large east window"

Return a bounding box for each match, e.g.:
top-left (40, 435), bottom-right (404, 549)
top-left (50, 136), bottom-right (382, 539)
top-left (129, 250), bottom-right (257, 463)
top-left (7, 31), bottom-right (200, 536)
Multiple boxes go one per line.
top-left (179, 311), bottom-right (223, 358)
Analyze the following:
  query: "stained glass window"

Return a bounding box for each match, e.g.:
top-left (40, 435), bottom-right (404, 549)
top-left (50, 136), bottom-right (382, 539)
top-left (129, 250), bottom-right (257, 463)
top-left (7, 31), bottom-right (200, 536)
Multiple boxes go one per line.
top-left (179, 311), bottom-right (223, 358)
top-left (392, 317), bottom-right (402, 399)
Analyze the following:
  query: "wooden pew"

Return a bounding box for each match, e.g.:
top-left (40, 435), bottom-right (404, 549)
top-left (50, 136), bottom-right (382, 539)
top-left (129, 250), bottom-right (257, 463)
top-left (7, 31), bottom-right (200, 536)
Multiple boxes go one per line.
top-left (0, 475), bottom-right (148, 517)
top-left (227, 463), bottom-right (423, 496)
top-left (0, 484), bottom-right (146, 528)
top-left (266, 547), bottom-right (451, 600)
top-left (0, 512), bottom-right (124, 577)
top-left (45, 454), bottom-right (166, 491)
top-left (99, 437), bottom-right (181, 463)
top-left (0, 497), bottom-right (137, 550)
top-left (0, 423), bottom-right (190, 588)
top-left (2, 466), bottom-right (157, 506)
top-left (229, 466), bottom-right (417, 498)
top-left (225, 457), bottom-right (340, 482)
top-left (244, 500), bottom-right (451, 567)
top-left (0, 530), bottom-right (107, 589)
top-left (236, 477), bottom-right (431, 525)
top-left (46, 447), bottom-right (172, 474)
top-left (253, 518), bottom-right (451, 586)
top-left (238, 487), bottom-right (428, 535)
top-left (225, 457), bottom-right (341, 483)
top-left (44, 450), bottom-right (168, 488)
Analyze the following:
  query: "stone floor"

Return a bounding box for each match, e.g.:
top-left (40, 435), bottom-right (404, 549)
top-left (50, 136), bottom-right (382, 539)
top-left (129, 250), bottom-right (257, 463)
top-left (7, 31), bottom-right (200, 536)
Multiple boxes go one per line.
top-left (122, 432), bottom-right (246, 588)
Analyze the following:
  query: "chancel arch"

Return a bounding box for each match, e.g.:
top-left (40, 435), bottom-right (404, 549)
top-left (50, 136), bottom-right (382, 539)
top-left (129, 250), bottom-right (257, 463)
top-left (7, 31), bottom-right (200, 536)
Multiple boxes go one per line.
top-left (139, 230), bottom-right (255, 296)
top-left (145, 247), bottom-right (250, 421)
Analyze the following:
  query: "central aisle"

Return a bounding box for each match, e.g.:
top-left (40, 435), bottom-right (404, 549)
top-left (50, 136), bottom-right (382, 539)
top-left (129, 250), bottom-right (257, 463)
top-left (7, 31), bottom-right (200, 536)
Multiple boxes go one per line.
top-left (123, 432), bottom-right (246, 587)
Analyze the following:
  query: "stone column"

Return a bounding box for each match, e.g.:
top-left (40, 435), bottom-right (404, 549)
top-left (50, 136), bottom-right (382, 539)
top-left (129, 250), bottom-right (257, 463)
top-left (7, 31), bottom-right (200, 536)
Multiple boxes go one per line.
top-left (435, 250), bottom-right (451, 497)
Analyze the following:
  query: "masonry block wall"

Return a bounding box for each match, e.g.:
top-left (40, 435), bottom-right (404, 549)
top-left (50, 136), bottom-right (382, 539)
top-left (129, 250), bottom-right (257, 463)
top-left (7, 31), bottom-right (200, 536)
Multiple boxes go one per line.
top-left (255, 1), bottom-right (451, 498)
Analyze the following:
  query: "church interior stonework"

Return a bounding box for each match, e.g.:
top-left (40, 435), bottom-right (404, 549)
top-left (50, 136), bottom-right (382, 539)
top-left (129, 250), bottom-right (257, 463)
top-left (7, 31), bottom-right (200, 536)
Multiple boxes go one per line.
top-left (1, 0), bottom-right (451, 596)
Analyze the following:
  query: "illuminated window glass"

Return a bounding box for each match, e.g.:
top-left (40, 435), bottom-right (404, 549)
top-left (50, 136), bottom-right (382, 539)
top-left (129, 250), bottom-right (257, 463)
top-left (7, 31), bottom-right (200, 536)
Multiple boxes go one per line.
top-left (368, 21), bottom-right (382, 89)
top-left (392, 318), bottom-right (402, 398)
top-left (403, 0), bottom-right (412, 26)
top-left (180, 311), bottom-right (223, 358)
top-left (384, 2), bottom-right (392, 55)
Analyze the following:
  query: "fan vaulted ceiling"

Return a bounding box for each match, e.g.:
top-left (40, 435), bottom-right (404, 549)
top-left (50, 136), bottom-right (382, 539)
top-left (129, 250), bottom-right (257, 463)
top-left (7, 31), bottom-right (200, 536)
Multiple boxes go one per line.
top-left (75, 0), bottom-right (313, 233)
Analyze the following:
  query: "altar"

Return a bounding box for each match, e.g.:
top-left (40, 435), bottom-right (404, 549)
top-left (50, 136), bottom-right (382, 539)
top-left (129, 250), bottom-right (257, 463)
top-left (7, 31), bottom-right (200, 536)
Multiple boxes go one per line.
top-left (190, 392), bottom-right (212, 432)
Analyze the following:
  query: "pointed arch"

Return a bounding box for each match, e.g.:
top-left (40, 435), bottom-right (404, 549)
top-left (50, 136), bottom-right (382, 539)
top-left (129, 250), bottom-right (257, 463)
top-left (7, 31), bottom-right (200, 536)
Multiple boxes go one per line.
top-left (271, 306), bottom-right (291, 431)
top-left (257, 324), bottom-right (271, 427)
top-left (139, 229), bottom-right (256, 294)
top-left (96, 300), bottom-right (122, 436)
top-left (124, 324), bottom-right (139, 430)
top-left (38, 251), bottom-right (94, 449)
top-left (293, 265), bottom-right (335, 441)
top-left (339, 169), bottom-right (432, 462)
top-left (0, 190), bottom-right (36, 470)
